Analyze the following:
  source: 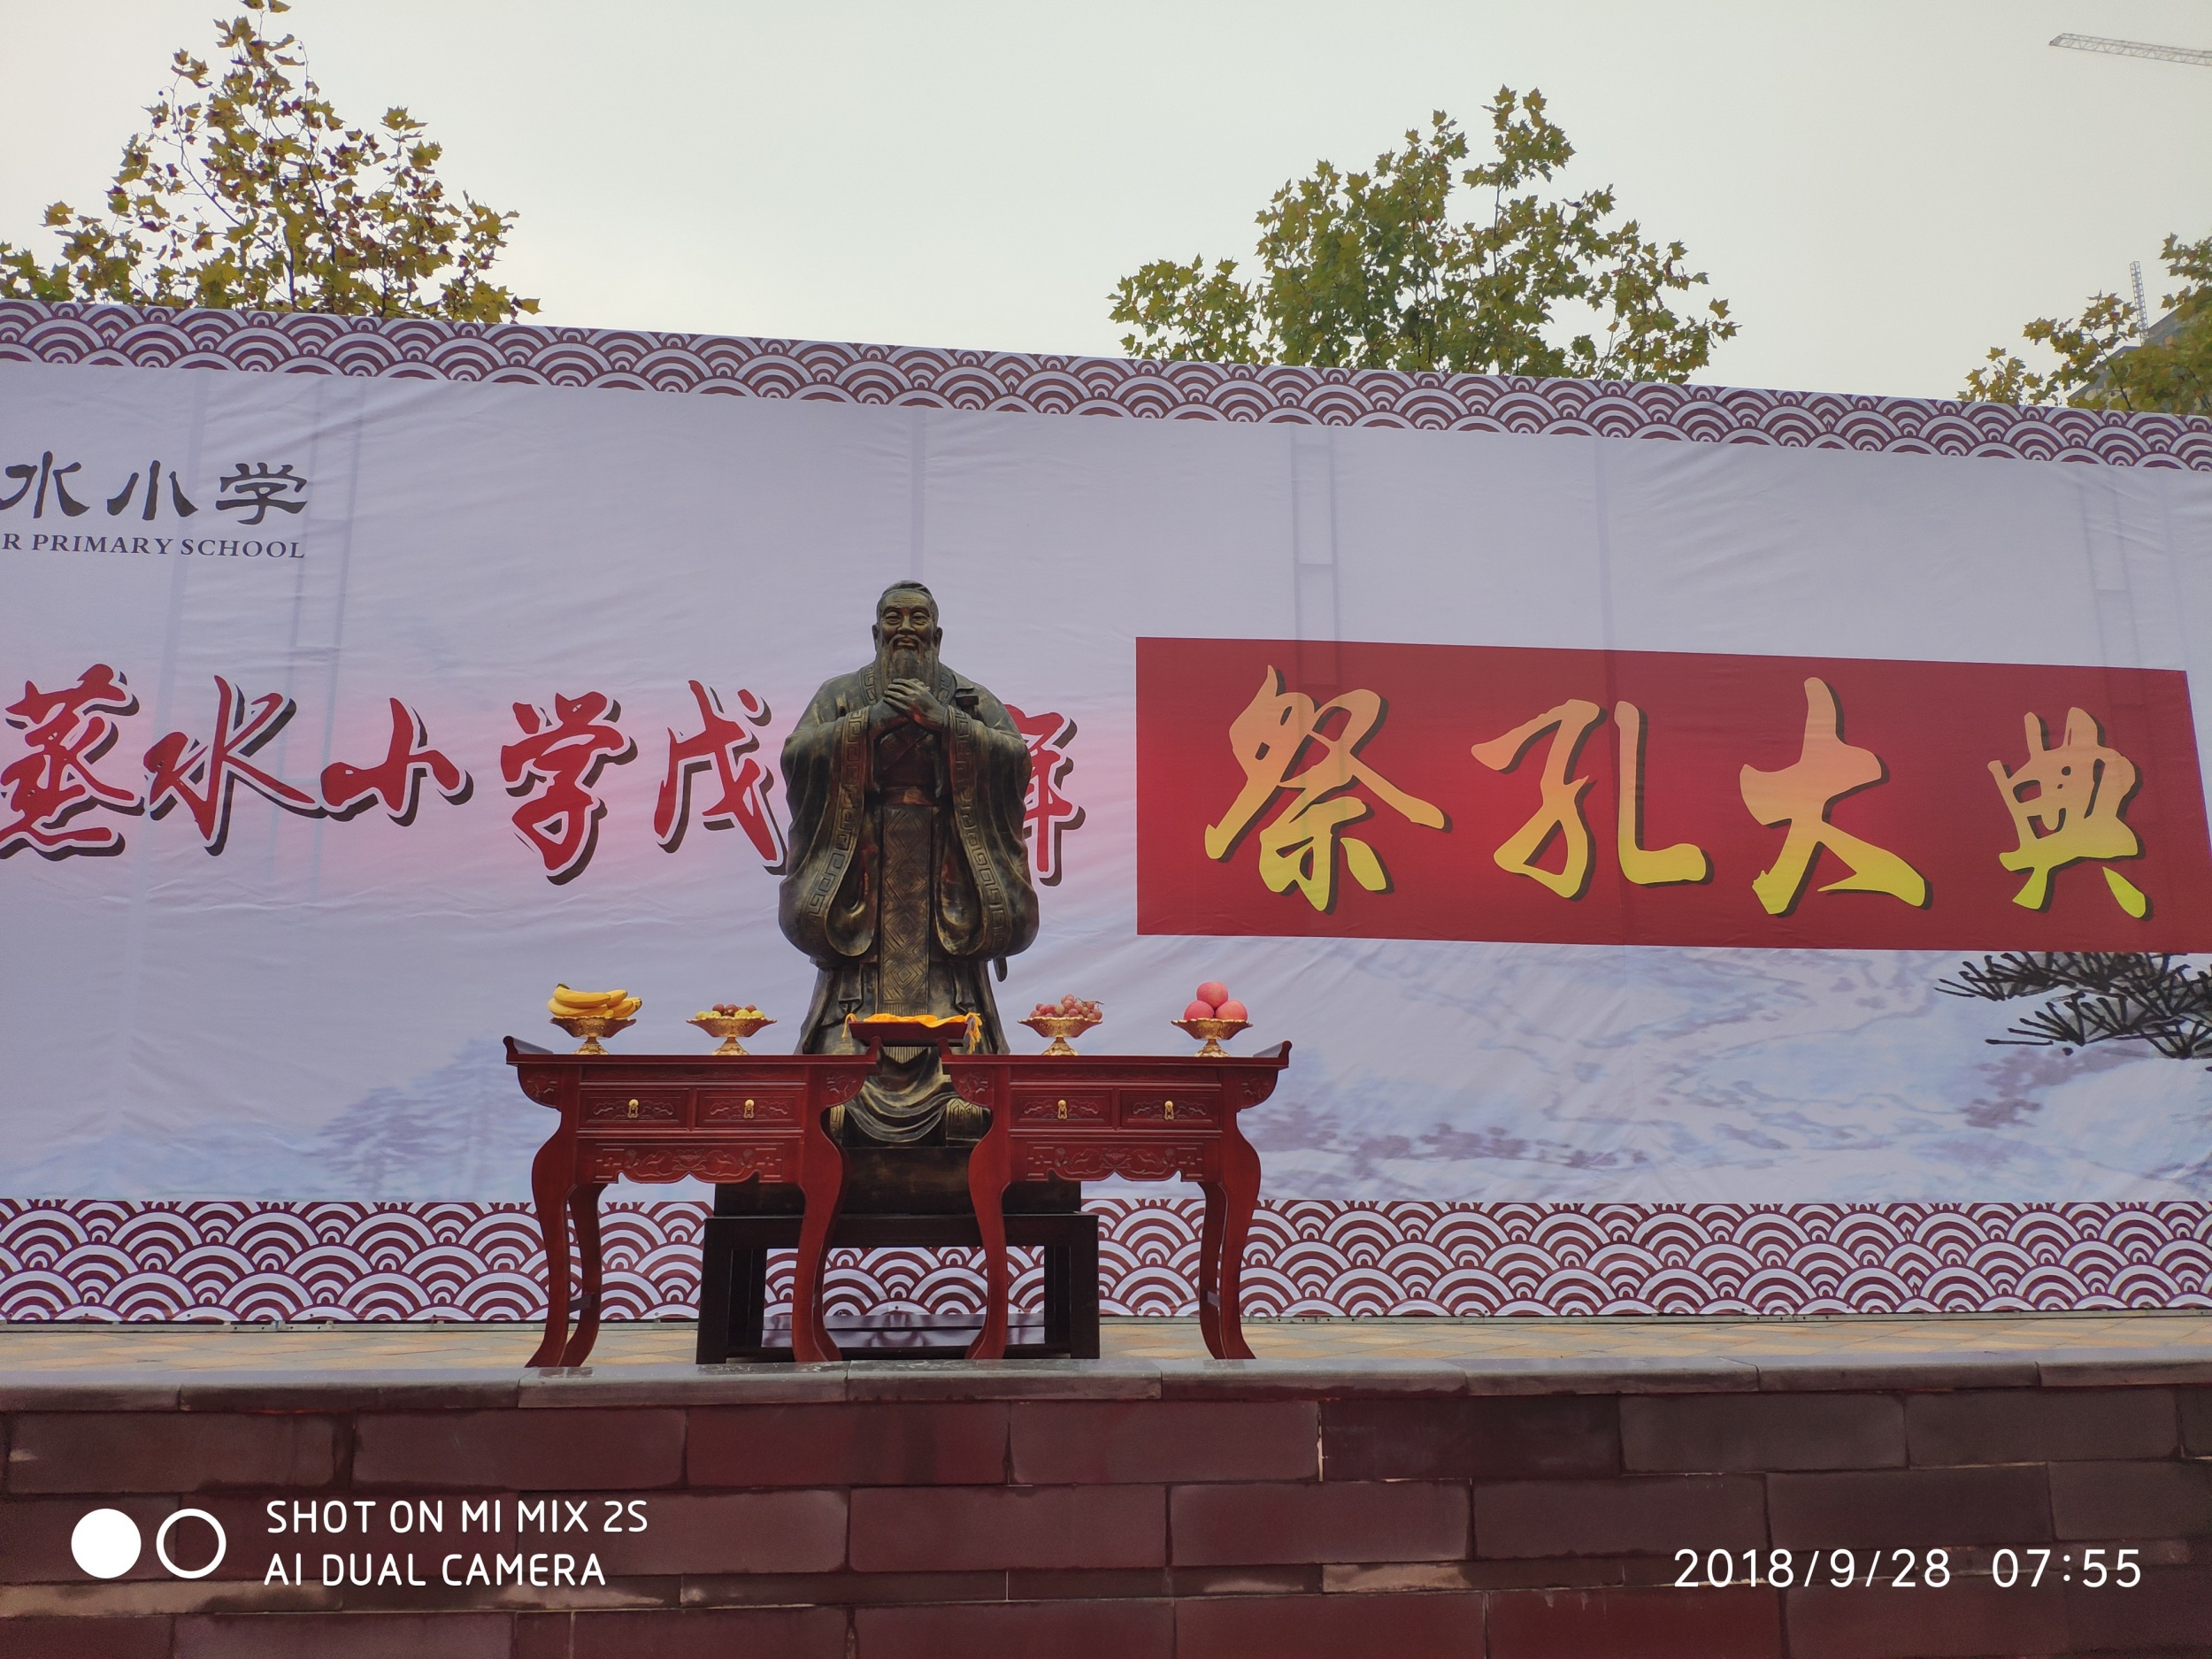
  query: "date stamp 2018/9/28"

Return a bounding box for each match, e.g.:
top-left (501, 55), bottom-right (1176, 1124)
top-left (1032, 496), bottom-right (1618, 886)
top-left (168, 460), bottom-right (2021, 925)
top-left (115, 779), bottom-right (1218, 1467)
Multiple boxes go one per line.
top-left (1673, 1548), bottom-right (2145, 1592)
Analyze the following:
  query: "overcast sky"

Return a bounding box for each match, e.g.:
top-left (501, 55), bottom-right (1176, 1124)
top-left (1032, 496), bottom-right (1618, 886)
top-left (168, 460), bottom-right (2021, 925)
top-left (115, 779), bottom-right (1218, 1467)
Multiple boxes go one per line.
top-left (4, 1), bottom-right (2209, 400)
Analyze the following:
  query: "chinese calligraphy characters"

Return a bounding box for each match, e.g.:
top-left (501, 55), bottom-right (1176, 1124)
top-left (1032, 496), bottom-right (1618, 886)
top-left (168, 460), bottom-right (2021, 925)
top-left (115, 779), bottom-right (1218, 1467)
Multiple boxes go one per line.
top-left (3, 453), bottom-right (303, 527)
top-left (1205, 667), bottom-right (1445, 911)
top-left (1740, 678), bottom-right (1926, 917)
top-left (322, 700), bottom-right (472, 824)
top-left (654, 680), bottom-right (783, 866)
top-left (503, 693), bottom-right (637, 884)
top-left (1, 665), bottom-right (141, 857)
top-left (143, 679), bottom-right (324, 855)
top-left (1204, 663), bottom-right (2158, 932)
top-left (1471, 700), bottom-right (1711, 899)
top-left (1, 665), bottom-right (801, 882)
top-left (1989, 708), bottom-right (2149, 918)
top-left (1005, 703), bottom-right (1083, 887)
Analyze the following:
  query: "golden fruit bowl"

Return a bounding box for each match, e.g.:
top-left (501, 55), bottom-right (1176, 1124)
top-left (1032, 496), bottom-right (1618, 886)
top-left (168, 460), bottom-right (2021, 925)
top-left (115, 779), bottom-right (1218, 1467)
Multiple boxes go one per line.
top-left (1171, 1017), bottom-right (1249, 1059)
top-left (1020, 1013), bottom-right (1102, 1056)
top-left (549, 1014), bottom-right (636, 1056)
top-left (689, 1009), bottom-right (774, 1056)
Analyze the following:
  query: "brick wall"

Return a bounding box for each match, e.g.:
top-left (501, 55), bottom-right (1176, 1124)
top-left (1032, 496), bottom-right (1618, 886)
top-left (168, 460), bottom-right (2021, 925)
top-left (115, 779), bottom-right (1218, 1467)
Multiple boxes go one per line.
top-left (2, 1358), bottom-right (2208, 1657)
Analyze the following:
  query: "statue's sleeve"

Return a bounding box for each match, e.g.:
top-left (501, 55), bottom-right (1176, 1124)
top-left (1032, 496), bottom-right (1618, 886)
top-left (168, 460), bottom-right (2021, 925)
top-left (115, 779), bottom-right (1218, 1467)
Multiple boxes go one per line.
top-left (778, 681), bottom-right (871, 963)
top-left (945, 685), bottom-right (1040, 962)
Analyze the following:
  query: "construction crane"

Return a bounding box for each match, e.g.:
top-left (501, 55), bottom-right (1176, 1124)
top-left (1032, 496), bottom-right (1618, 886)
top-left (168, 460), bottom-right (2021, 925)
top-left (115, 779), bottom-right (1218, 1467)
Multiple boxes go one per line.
top-left (2049, 32), bottom-right (2212, 67)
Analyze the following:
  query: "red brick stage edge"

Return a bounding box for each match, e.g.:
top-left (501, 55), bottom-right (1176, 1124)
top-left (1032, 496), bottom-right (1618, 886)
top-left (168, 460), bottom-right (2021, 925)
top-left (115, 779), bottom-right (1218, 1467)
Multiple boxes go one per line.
top-left (4, 1352), bottom-right (2210, 1656)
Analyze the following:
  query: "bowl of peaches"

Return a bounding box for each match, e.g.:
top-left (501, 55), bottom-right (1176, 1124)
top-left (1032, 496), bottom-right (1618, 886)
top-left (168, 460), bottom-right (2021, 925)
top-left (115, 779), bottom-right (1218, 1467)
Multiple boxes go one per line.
top-left (1172, 981), bottom-right (1249, 1056)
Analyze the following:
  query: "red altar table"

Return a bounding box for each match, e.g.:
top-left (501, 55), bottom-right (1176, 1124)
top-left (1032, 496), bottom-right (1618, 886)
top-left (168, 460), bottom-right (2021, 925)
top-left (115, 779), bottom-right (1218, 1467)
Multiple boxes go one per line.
top-left (941, 1045), bottom-right (1290, 1361)
top-left (505, 1037), bottom-right (1290, 1367)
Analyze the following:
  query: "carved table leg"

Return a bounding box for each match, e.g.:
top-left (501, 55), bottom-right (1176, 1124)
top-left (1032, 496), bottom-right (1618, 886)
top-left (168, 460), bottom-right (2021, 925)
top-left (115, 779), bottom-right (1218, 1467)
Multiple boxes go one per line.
top-left (964, 1110), bottom-right (1013, 1361)
top-left (558, 1182), bottom-right (608, 1367)
top-left (792, 1104), bottom-right (846, 1363)
top-left (1212, 1126), bottom-right (1262, 1361)
top-left (1195, 1175), bottom-right (1227, 1359)
top-left (526, 1131), bottom-right (576, 1370)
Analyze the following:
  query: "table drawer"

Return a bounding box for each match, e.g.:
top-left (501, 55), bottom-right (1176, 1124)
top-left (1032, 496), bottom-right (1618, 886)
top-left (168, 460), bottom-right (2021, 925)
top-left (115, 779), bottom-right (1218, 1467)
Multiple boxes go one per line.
top-left (698, 1088), bottom-right (802, 1125)
top-left (1011, 1087), bottom-right (1112, 1125)
top-left (581, 1088), bottom-right (687, 1125)
top-left (1119, 1091), bottom-right (1216, 1126)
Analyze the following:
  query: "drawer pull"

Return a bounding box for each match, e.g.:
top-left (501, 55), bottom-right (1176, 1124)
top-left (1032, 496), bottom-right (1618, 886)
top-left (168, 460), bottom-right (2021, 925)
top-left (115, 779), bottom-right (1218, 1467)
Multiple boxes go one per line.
top-left (744, 1099), bottom-right (755, 1119)
top-left (1164, 1100), bottom-right (1174, 1121)
top-left (1056, 1098), bottom-right (1068, 1120)
top-left (626, 1098), bottom-right (640, 1119)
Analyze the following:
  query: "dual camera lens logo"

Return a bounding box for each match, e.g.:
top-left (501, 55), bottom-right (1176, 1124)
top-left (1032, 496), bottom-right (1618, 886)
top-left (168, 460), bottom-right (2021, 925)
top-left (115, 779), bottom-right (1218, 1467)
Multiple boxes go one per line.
top-left (71, 1507), bottom-right (227, 1580)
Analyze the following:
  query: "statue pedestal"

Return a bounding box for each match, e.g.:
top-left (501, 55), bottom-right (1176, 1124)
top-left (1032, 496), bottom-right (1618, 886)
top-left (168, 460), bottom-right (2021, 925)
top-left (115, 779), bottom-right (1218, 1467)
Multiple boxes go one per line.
top-left (695, 1210), bottom-right (1100, 1363)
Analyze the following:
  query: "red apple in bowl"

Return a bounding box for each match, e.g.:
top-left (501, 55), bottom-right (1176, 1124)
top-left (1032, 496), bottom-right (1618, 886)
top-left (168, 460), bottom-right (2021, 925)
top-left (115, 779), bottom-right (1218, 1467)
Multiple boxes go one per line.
top-left (1195, 981), bottom-right (1228, 1009)
top-left (1215, 999), bottom-right (1248, 1023)
top-left (1182, 999), bottom-right (1217, 1021)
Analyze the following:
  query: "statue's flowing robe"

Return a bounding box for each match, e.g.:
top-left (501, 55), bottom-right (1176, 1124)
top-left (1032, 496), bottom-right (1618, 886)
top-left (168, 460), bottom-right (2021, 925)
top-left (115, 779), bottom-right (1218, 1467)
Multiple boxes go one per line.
top-left (778, 657), bottom-right (1038, 1141)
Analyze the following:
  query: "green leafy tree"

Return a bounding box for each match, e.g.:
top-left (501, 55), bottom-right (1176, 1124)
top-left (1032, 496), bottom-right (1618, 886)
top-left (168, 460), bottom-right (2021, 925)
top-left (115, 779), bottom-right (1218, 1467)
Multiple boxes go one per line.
top-left (1110, 90), bottom-right (1736, 381)
top-left (1962, 232), bottom-right (2209, 416)
top-left (0, 0), bottom-right (535, 321)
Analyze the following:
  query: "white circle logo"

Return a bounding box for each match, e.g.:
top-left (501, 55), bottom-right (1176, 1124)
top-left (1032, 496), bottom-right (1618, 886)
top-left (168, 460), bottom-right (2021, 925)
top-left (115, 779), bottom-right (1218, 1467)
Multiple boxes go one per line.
top-left (155, 1509), bottom-right (227, 1579)
top-left (70, 1509), bottom-right (142, 1579)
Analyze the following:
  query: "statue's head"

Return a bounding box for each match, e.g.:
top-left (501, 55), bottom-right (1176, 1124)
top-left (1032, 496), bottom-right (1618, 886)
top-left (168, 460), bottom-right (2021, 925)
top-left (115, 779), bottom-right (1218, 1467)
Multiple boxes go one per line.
top-left (872, 581), bottom-right (942, 680)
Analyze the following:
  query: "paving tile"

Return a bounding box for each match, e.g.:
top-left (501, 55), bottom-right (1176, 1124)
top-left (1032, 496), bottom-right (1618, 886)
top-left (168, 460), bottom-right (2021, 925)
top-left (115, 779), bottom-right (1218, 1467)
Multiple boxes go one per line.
top-left (2037, 1348), bottom-right (2212, 1387)
top-left (1769, 1466), bottom-right (2052, 1548)
top-left (1010, 1401), bottom-right (1316, 1484)
top-left (174, 1612), bottom-right (513, 1657)
top-left (0, 1617), bottom-right (173, 1658)
top-left (1486, 1586), bottom-right (1781, 1658)
top-left (1156, 1359), bottom-right (1464, 1400)
top-left (2047, 1460), bottom-right (2212, 1540)
top-left (591, 1491), bottom-right (849, 1575)
top-left (1754, 1353), bottom-right (2042, 1392)
top-left (842, 1360), bottom-right (1158, 1401)
top-left (2181, 1386), bottom-right (2212, 1457)
top-left (1909, 1389), bottom-right (2179, 1466)
top-left (1785, 1583), bottom-right (2068, 1658)
top-left (520, 1364), bottom-right (847, 1408)
top-left (2059, 1561), bottom-right (2212, 1649)
top-left (1170, 1480), bottom-right (1467, 1566)
top-left (856, 1598), bottom-right (1171, 1658)
top-left (1457, 1356), bottom-right (1759, 1395)
top-left (677, 1571), bottom-right (1002, 1608)
top-left (688, 1402), bottom-right (1007, 1487)
top-left (1322, 1395), bottom-right (1619, 1480)
top-left (849, 1484), bottom-right (1165, 1572)
top-left (1173, 1589), bottom-right (1484, 1657)
top-left (568, 1606), bottom-right (848, 1657)
top-left (1622, 1393), bottom-right (1903, 1472)
top-left (352, 1409), bottom-right (684, 1491)
top-left (8, 1411), bottom-right (342, 1493)
top-left (1474, 1475), bottom-right (1764, 1558)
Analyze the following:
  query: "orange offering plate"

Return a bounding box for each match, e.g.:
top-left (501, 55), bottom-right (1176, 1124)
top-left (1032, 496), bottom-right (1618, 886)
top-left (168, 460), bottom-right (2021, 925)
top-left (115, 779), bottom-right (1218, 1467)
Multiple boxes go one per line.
top-left (1021, 1012), bottom-right (1101, 1056)
top-left (688, 1006), bottom-right (775, 1056)
top-left (845, 1011), bottom-right (982, 1053)
top-left (1171, 1016), bottom-right (1250, 1059)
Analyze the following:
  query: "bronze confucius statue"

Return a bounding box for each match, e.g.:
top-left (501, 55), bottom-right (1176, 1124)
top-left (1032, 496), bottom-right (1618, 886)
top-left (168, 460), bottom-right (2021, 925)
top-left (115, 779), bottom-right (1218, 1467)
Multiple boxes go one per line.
top-left (777, 581), bottom-right (1039, 1144)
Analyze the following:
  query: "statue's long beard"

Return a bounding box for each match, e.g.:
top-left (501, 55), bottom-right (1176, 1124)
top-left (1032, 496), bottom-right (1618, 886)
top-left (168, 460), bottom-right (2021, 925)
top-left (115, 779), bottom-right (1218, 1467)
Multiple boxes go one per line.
top-left (879, 643), bottom-right (935, 685)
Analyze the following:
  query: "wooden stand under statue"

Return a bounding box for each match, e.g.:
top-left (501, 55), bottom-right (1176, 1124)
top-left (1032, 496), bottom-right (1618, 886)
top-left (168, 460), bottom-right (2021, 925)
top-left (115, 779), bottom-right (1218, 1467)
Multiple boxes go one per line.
top-left (504, 1026), bottom-right (1289, 1366)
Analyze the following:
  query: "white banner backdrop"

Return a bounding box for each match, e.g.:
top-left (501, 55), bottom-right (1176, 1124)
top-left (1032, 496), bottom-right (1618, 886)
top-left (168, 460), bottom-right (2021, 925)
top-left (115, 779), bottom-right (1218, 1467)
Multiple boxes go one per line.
top-left (5, 355), bottom-right (2212, 1205)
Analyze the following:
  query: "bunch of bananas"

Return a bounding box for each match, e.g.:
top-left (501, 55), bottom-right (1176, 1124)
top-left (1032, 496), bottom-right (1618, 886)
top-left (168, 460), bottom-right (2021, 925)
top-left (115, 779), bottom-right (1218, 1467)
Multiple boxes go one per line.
top-left (548, 984), bottom-right (642, 1021)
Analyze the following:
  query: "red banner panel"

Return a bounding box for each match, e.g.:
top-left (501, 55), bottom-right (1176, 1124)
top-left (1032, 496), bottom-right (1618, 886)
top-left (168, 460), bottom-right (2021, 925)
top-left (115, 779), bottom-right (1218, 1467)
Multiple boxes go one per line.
top-left (1136, 638), bottom-right (2212, 949)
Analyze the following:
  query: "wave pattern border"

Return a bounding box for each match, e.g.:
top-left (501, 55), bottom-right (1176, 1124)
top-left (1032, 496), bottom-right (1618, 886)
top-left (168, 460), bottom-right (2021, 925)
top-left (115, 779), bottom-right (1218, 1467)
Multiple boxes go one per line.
top-left (4, 299), bottom-right (2208, 467)
top-left (1, 1199), bottom-right (2205, 1321)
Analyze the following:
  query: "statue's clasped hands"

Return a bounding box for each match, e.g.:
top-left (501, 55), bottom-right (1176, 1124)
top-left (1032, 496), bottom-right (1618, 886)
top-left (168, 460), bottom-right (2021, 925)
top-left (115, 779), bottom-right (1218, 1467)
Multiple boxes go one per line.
top-left (879, 678), bottom-right (949, 731)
